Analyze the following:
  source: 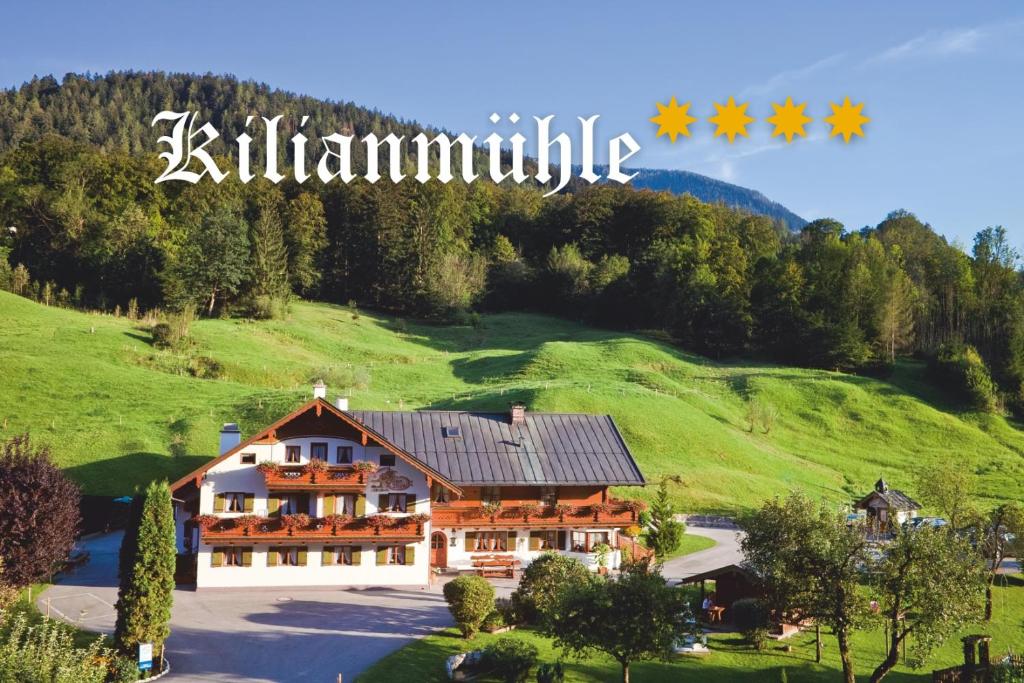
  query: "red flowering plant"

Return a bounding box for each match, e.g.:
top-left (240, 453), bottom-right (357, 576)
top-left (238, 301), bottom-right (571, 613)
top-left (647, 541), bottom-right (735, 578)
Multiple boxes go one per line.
top-left (256, 461), bottom-right (281, 476)
top-left (365, 514), bottom-right (393, 534)
top-left (407, 513), bottom-right (431, 529)
top-left (233, 515), bottom-right (263, 535)
top-left (281, 513), bottom-right (310, 535)
top-left (324, 513), bottom-right (353, 532)
top-left (482, 501), bottom-right (503, 519)
top-left (191, 514), bottom-right (220, 532)
top-left (554, 503), bottom-right (577, 521)
top-left (519, 503), bottom-right (542, 521)
top-left (590, 502), bottom-right (613, 520)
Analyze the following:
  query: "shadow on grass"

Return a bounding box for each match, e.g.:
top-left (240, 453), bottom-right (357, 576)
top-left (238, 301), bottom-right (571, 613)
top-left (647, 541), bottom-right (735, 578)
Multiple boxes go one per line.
top-left (64, 451), bottom-right (212, 495)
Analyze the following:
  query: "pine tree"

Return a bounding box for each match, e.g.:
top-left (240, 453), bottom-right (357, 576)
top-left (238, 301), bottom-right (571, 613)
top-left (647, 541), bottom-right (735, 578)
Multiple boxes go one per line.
top-left (879, 263), bottom-right (917, 362)
top-left (644, 478), bottom-right (684, 559)
top-left (250, 204), bottom-right (290, 318)
top-left (114, 481), bottom-right (176, 668)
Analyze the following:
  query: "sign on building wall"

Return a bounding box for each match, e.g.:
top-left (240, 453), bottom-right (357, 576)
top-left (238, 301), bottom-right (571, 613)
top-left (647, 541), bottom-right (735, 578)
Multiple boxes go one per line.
top-left (369, 468), bottom-right (413, 492)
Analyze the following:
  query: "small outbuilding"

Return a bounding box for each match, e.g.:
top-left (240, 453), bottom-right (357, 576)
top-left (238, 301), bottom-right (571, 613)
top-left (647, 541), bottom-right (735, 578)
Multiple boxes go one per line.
top-left (854, 478), bottom-right (921, 531)
top-left (678, 563), bottom-right (762, 613)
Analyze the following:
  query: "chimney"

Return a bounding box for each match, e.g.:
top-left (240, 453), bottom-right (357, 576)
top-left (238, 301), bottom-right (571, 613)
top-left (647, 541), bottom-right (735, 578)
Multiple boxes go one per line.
top-left (313, 379), bottom-right (327, 400)
top-left (219, 423), bottom-right (241, 455)
top-left (335, 397), bottom-right (349, 411)
top-left (510, 402), bottom-right (527, 426)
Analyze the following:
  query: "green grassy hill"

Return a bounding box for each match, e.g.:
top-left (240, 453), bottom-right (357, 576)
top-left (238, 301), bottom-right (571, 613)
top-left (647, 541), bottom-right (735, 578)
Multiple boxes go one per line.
top-left (1, 290), bottom-right (1022, 512)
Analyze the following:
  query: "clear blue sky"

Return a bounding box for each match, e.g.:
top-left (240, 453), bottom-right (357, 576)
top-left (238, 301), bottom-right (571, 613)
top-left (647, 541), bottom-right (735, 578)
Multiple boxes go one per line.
top-left (1, 1), bottom-right (1022, 246)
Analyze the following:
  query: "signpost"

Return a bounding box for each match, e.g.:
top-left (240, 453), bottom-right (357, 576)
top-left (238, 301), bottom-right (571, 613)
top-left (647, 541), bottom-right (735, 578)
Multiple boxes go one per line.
top-left (138, 643), bottom-right (153, 672)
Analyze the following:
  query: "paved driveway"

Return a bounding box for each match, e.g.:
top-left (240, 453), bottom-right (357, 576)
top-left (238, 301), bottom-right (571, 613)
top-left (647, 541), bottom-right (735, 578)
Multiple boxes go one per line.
top-left (660, 525), bottom-right (744, 581)
top-left (40, 533), bottom-right (453, 682)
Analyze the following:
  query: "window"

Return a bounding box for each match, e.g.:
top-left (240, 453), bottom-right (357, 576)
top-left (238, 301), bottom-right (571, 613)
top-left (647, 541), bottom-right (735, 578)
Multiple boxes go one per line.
top-left (442, 425), bottom-right (461, 438)
top-left (240, 452), bottom-right (256, 464)
top-left (538, 530), bottom-right (559, 550)
top-left (481, 486), bottom-right (501, 504)
top-left (276, 547), bottom-right (299, 566)
top-left (384, 546), bottom-right (406, 565)
top-left (280, 494), bottom-right (307, 515)
top-left (380, 493), bottom-right (408, 513)
top-left (379, 453), bottom-right (396, 467)
top-left (475, 531), bottom-right (508, 552)
top-left (431, 482), bottom-right (450, 504)
top-left (338, 494), bottom-right (356, 516)
top-left (285, 445), bottom-right (301, 463)
top-left (540, 486), bottom-right (558, 506)
top-left (224, 547), bottom-right (245, 566)
top-left (571, 531), bottom-right (587, 553)
top-left (224, 492), bottom-right (246, 513)
top-left (588, 532), bottom-right (610, 548)
top-left (311, 442), bottom-right (328, 461)
top-left (335, 546), bottom-right (356, 566)
top-left (336, 446), bottom-right (353, 464)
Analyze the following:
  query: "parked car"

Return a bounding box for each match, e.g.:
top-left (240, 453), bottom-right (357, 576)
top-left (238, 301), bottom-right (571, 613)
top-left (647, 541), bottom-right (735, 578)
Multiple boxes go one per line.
top-left (905, 516), bottom-right (948, 530)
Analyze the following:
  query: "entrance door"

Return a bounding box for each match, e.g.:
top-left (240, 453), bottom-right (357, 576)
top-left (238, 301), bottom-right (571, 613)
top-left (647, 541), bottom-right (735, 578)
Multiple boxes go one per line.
top-left (430, 532), bottom-right (447, 568)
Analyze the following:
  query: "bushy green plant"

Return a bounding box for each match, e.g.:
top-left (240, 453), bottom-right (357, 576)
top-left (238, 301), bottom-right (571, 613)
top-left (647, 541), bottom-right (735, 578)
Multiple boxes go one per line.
top-left (511, 553), bottom-right (591, 626)
top-left (483, 637), bottom-right (539, 683)
top-left (931, 343), bottom-right (999, 412)
top-left (731, 598), bottom-right (770, 650)
top-left (482, 609), bottom-right (506, 632)
top-left (536, 662), bottom-right (565, 683)
top-left (0, 609), bottom-right (110, 682)
top-left (442, 575), bottom-right (495, 639)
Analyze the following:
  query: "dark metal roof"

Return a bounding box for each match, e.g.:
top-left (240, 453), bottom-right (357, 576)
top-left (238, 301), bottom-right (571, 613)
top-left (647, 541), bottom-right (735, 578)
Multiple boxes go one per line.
top-left (347, 410), bottom-right (645, 487)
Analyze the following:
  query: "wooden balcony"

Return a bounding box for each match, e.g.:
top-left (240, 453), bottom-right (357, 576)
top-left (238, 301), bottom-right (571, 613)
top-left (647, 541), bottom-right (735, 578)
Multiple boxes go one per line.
top-left (198, 515), bottom-right (425, 544)
top-left (431, 501), bottom-right (642, 529)
top-left (259, 465), bottom-right (366, 492)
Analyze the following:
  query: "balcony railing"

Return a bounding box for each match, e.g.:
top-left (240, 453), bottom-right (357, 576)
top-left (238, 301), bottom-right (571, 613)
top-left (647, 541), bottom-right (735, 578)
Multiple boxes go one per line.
top-left (259, 464), bottom-right (367, 491)
top-left (431, 501), bottom-right (643, 528)
top-left (197, 514), bottom-right (426, 543)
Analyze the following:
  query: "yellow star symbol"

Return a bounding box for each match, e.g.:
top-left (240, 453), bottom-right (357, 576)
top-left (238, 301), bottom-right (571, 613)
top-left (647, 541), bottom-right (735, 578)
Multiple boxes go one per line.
top-left (824, 97), bottom-right (870, 143)
top-left (708, 96), bottom-right (755, 143)
top-left (650, 97), bottom-right (697, 143)
top-left (766, 97), bottom-right (812, 143)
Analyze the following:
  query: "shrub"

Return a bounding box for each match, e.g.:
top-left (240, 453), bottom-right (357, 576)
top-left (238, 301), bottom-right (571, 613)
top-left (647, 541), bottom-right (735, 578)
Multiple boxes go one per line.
top-left (732, 598), bottom-right (770, 650)
top-left (0, 610), bottom-right (111, 682)
top-left (536, 662), bottom-right (565, 683)
top-left (482, 609), bottom-right (506, 632)
top-left (443, 575), bottom-right (495, 638)
top-left (483, 637), bottom-right (539, 683)
top-left (187, 355), bottom-right (223, 379)
top-left (930, 343), bottom-right (999, 412)
top-left (511, 553), bottom-right (591, 625)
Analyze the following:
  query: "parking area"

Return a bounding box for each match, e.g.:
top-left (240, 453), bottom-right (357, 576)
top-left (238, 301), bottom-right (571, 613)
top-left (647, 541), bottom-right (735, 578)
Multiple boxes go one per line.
top-left (40, 532), bottom-right (453, 682)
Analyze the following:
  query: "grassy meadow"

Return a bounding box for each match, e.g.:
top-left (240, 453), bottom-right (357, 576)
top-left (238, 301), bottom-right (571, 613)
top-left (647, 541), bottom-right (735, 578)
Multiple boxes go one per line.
top-left (1, 290), bottom-right (1023, 513)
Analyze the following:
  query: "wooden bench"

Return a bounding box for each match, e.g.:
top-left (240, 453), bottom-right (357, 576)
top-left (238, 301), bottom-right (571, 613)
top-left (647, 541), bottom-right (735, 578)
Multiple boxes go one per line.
top-left (471, 554), bottom-right (520, 578)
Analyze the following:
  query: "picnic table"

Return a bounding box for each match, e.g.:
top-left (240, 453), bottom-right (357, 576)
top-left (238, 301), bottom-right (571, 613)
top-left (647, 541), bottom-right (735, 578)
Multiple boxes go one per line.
top-left (707, 606), bottom-right (726, 624)
top-left (470, 554), bottom-right (520, 578)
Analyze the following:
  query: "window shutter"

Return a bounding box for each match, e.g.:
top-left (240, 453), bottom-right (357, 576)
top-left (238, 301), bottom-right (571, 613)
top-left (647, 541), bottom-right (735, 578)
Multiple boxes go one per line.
top-left (376, 547), bottom-right (388, 565)
top-left (529, 533), bottom-right (541, 551)
top-left (405, 544), bottom-right (415, 565)
top-left (213, 494), bottom-right (225, 513)
top-left (297, 548), bottom-right (307, 566)
top-left (322, 547), bottom-right (334, 565)
top-left (243, 495), bottom-right (254, 513)
top-left (211, 549), bottom-right (224, 567)
top-left (351, 547), bottom-right (362, 565)
top-left (507, 531), bottom-right (517, 549)
top-left (405, 494), bottom-right (416, 512)
top-left (323, 495), bottom-right (335, 516)
top-left (378, 494), bottom-right (389, 511)
top-left (268, 496), bottom-right (281, 517)
top-left (267, 549), bottom-right (278, 566)
top-left (242, 548), bottom-right (253, 567)
top-left (354, 495), bottom-right (366, 517)
top-left (557, 530), bottom-right (567, 550)
top-left (464, 532), bottom-right (477, 552)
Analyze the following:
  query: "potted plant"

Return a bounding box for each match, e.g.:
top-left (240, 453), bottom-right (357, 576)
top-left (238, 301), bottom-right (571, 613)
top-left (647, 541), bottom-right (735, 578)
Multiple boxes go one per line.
top-left (519, 503), bottom-right (541, 522)
top-left (256, 461), bottom-right (281, 476)
top-left (590, 501), bottom-right (613, 521)
top-left (281, 513), bottom-right (310, 535)
top-left (482, 500), bottom-right (503, 521)
top-left (324, 513), bottom-right (352, 534)
top-left (592, 542), bottom-right (612, 575)
top-left (365, 514), bottom-right (392, 535)
top-left (304, 458), bottom-right (329, 481)
top-left (353, 460), bottom-right (378, 482)
top-left (554, 503), bottom-right (576, 522)
top-left (191, 514), bottom-right (220, 532)
top-left (234, 515), bottom-right (262, 536)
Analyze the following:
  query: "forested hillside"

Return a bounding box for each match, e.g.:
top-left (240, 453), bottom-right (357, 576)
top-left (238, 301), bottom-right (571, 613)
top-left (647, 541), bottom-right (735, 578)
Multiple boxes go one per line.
top-left (1, 72), bottom-right (1024, 419)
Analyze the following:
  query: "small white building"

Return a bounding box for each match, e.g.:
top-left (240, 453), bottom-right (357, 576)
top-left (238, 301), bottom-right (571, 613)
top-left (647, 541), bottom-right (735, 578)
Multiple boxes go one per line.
top-left (170, 389), bottom-right (648, 589)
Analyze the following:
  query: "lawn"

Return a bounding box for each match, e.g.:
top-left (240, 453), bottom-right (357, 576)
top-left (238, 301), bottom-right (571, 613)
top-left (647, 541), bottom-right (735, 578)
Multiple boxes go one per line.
top-left (359, 579), bottom-right (1024, 682)
top-left (2, 291), bottom-right (1024, 514)
top-left (663, 533), bottom-right (717, 560)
